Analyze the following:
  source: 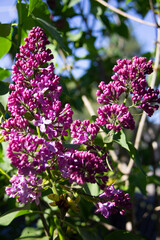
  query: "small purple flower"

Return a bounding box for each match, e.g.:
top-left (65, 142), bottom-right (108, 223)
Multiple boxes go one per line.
top-left (70, 120), bottom-right (99, 144)
top-left (59, 150), bottom-right (108, 185)
top-left (96, 185), bottom-right (131, 218)
top-left (33, 116), bottom-right (52, 132)
top-left (95, 104), bottom-right (135, 131)
top-left (6, 173), bottom-right (42, 205)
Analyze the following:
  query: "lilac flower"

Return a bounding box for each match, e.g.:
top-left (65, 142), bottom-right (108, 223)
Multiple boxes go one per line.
top-left (6, 173), bottom-right (42, 205)
top-left (96, 81), bottom-right (126, 104)
top-left (95, 104), bottom-right (135, 131)
top-left (33, 116), bottom-right (52, 132)
top-left (58, 150), bottom-right (108, 185)
top-left (1, 27), bottom-right (75, 205)
top-left (96, 185), bottom-right (131, 218)
top-left (70, 120), bottom-right (99, 144)
top-left (111, 56), bottom-right (160, 116)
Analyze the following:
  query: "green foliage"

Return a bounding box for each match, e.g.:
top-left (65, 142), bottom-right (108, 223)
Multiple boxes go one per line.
top-left (0, 24), bottom-right (12, 59)
top-left (0, 207), bottom-right (33, 226)
top-left (0, 68), bottom-right (11, 81)
top-left (104, 230), bottom-right (142, 240)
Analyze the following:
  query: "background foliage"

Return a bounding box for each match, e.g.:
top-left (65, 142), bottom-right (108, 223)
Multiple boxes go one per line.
top-left (0, 0), bottom-right (160, 239)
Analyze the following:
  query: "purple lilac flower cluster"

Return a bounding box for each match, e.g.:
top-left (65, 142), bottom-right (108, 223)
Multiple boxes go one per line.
top-left (96, 56), bottom-right (160, 131)
top-left (96, 185), bottom-right (131, 218)
top-left (1, 27), bottom-right (133, 218)
top-left (1, 27), bottom-right (73, 204)
top-left (70, 119), bottom-right (100, 144)
top-left (58, 150), bottom-right (108, 186)
top-left (5, 174), bottom-right (42, 205)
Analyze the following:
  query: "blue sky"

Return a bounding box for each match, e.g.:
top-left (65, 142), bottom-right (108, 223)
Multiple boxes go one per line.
top-left (0, 0), bottom-right (157, 53)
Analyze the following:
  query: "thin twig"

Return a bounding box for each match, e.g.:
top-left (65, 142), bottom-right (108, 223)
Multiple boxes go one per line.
top-left (37, 203), bottom-right (50, 237)
top-left (96, 0), bottom-right (156, 27)
top-left (149, 0), bottom-right (158, 27)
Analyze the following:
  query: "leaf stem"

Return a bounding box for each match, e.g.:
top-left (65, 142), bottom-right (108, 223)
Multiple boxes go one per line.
top-left (37, 202), bottom-right (50, 237)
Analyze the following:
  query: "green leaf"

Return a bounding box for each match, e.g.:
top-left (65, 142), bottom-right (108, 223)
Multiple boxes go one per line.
top-left (0, 141), bottom-right (12, 172)
top-left (127, 142), bottom-right (146, 175)
top-left (104, 129), bottom-right (114, 143)
top-left (91, 115), bottom-right (97, 121)
top-left (0, 207), bottom-right (33, 226)
top-left (68, 0), bottom-right (81, 8)
top-left (67, 31), bottom-right (83, 42)
top-left (0, 23), bottom-right (11, 37)
top-left (78, 227), bottom-right (102, 240)
top-left (105, 230), bottom-right (141, 240)
top-left (0, 102), bottom-right (5, 117)
top-left (125, 0), bottom-right (132, 4)
top-left (34, 17), bottom-right (68, 52)
top-left (54, 215), bottom-right (65, 240)
top-left (0, 81), bottom-right (9, 95)
top-left (129, 171), bottom-right (146, 195)
top-left (114, 130), bottom-right (130, 151)
top-left (85, 182), bottom-right (100, 197)
top-left (28, 0), bottom-right (40, 15)
top-left (16, 235), bottom-right (49, 240)
top-left (113, 22), bottom-right (130, 39)
top-left (0, 167), bottom-right (10, 180)
top-left (0, 31), bottom-right (12, 58)
top-left (0, 68), bottom-right (11, 81)
top-left (114, 130), bottom-right (145, 175)
top-left (147, 175), bottom-right (160, 186)
top-left (62, 143), bottom-right (81, 149)
top-left (15, 227), bottom-right (49, 240)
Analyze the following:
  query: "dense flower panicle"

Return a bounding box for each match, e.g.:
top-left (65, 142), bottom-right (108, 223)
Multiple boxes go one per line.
top-left (95, 104), bottom-right (135, 131)
top-left (70, 120), bottom-right (99, 144)
top-left (2, 27), bottom-right (145, 218)
top-left (8, 26), bottom-right (73, 134)
top-left (96, 81), bottom-right (126, 104)
top-left (58, 150), bottom-right (108, 185)
top-left (1, 116), bottom-right (29, 140)
top-left (96, 185), bottom-right (131, 218)
top-left (6, 173), bottom-right (42, 205)
top-left (2, 26), bottom-right (74, 205)
top-left (97, 56), bottom-right (160, 121)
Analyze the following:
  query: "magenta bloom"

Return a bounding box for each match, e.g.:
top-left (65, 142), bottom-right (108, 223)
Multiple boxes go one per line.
top-left (70, 119), bottom-right (99, 144)
top-left (96, 185), bottom-right (131, 218)
top-left (2, 26), bottom-right (73, 205)
top-left (6, 173), bottom-right (42, 205)
top-left (58, 150), bottom-right (108, 185)
top-left (96, 104), bottom-right (135, 131)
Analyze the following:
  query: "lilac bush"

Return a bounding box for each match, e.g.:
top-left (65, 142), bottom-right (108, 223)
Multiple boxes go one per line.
top-left (1, 27), bottom-right (160, 227)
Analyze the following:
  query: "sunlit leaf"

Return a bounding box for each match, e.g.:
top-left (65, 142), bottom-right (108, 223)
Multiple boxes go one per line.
top-left (15, 227), bottom-right (50, 240)
top-left (28, 0), bottom-right (39, 15)
top-left (0, 68), bottom-right (11, 81)
top-left (114, 130), bottom-right (145, 175)
top-left (34, 17), bottom-right (68, 52)
top-left (67, 31), bottom-right (83, 42)
top-left (0, 34), bottom-right (12, 59)
top-left (0, 207), bottom-right (32, 226)
top-left (68, 0), bottom-right (80, 8)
